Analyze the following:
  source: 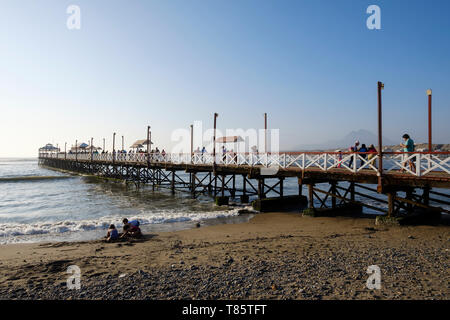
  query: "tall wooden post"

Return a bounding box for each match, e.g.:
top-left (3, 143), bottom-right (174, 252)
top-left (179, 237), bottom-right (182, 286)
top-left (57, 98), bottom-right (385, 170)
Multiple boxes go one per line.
top-left (213, 113), bottom-right (218, 167)
top-left (264, 112), bottom-right (267, 152)
top-left (147, 126), bottom-right (151, 166)
top-left (427, 89), bottom-right (432, 152)
top-left (112, 133), bottom-right (116, 164)
top-left (377, 81), bottom-right (384, 193)
top-left (190, 124), bottom-right (194, 163)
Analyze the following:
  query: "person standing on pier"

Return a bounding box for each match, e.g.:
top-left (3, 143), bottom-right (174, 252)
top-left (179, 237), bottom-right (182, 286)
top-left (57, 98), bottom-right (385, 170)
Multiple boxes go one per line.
top-left (401, 134), bottom-right (416, 172)
top-left (367, 144), bottom-right (377, 167)
top-left (201, 146), bottom-right (206, 163)
top-left (348, 140), bottom-right (360, 168)
top-left (359, 144), bottom-right (368, 167)
top-left (222, 146), bottom-right (226, 163)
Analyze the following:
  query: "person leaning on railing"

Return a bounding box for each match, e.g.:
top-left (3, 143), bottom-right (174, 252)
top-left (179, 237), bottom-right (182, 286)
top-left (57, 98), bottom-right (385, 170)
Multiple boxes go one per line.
top-left (348, 140), bottom-right (360, 168)
top-left (367, 144), bottom-right (377, 168)
top-left (359, 144), bottom-right (368, 167)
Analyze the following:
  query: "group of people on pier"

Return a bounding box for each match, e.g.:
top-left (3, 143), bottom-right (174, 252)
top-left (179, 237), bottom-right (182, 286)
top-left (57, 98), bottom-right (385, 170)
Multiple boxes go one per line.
top-left (343, 133), bottom-right (415, 171)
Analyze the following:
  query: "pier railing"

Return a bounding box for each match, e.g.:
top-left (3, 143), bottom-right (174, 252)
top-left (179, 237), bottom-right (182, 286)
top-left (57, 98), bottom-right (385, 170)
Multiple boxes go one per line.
top-left (39, 151), bottom-right (450, 177)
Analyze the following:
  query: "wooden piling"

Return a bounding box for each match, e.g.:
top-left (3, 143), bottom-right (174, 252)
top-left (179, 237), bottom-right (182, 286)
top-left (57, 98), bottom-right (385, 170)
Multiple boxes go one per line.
top-left (308, 184), bottom-right (314, 209)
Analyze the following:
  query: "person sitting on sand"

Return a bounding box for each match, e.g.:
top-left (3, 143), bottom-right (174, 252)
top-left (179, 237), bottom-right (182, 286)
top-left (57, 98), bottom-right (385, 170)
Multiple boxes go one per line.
top-left (122, 218), bottom-right (140, 228)
top-left (106, 224), bottom-right (119, 242)
top-left (120, 224), bottom-right (142, 239)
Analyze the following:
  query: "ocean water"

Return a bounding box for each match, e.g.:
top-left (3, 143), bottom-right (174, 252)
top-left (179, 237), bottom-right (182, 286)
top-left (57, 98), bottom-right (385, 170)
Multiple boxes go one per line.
top-left (1, 158), bottom-right (448, 244)
top-left (0, 158), bottom-right (252, 244)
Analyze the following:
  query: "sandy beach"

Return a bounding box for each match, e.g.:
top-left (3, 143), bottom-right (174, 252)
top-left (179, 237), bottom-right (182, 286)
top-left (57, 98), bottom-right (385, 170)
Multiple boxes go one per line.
top-left (0, 212), bottom-right (448, 300)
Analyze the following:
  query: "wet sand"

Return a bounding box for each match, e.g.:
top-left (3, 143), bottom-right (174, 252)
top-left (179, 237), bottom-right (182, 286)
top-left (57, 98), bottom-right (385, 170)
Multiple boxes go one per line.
top-left (0, 212), bottom-right (449, 299)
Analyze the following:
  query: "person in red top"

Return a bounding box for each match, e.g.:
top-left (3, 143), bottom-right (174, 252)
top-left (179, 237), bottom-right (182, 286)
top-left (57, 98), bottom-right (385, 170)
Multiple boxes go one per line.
top-left (121, 224), bottom-right (142, 239)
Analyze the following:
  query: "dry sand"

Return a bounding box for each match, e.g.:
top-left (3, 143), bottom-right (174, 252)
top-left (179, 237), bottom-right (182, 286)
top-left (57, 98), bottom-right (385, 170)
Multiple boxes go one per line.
top-left (0, 212), bottom-right (449, 300)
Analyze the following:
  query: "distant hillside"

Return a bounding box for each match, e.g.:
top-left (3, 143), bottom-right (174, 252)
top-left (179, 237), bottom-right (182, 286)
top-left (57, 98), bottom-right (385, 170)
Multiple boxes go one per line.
top-left (294, 129), bottom-right (396, 151)
top-left (384, 143), bottom-right (450, 152)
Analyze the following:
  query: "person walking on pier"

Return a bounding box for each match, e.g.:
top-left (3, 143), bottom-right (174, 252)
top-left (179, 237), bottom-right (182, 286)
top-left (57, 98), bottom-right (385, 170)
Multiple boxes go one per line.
top-left (401, 134), bottom-right (416, 172)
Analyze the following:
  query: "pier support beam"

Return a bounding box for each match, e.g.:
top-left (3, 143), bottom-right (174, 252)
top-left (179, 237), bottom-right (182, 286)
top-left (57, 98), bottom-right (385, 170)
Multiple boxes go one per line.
top-left (298, 178), bottom-right (303, 197)
top-left (258, 178), bottom-right (265, 199)
top-left (308, 184), bottom-right (314, 209)
top-left (279, 177), bottom-right (284, 199)
top-left (387, 192), bottom-right (396, 217)
top-left (171, 170), bottom-right (175, 194)
top-left (330, 181), bottom-right (337, 209)
top-left (240, 175), bottom-right (249, 203)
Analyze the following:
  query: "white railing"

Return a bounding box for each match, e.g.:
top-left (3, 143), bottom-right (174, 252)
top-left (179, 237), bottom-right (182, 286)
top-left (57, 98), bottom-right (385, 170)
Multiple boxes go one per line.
top-left (38, 151), bottom-right (450, 177)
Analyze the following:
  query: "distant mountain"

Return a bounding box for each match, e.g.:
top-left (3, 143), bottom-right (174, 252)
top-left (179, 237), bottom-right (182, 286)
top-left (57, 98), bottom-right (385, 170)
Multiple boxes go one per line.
top-left (294, 129), bottom-right (397, 151)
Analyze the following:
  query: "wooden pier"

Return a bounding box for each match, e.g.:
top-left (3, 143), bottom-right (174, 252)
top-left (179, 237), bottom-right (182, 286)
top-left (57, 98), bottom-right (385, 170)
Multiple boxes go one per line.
top-left (38, 151), bottom-right (450, 217)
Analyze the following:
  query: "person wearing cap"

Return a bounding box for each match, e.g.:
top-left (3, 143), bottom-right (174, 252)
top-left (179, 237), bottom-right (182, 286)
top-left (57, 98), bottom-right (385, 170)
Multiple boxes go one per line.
top-left (348, 140), bottom-right (360, 168)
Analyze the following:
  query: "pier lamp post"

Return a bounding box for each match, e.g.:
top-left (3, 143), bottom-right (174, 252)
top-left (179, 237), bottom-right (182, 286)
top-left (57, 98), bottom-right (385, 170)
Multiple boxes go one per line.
top-left (427, 89), bottom-right (432, 153)
top-left (190, 124), bottom-right (194, 163)
top-left (75, 140), bottom-right (78, 162)
top-left (91, 137), bottom-right (93, 162)
top-left (213, 113), bottom-right (218, 167)
top-left (264, 113), bottom-right (267, 153)
top-left (113, 132), bottom-right (116, 163)
top-left (147, 126), bottom-right (151, 165)
top-left (377, 81), bottom-right (384, 193)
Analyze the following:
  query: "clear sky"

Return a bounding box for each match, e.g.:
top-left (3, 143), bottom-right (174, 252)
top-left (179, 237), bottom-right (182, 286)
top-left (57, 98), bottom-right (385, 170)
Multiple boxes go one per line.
top-left (1, 0), bottom-right (449, 157)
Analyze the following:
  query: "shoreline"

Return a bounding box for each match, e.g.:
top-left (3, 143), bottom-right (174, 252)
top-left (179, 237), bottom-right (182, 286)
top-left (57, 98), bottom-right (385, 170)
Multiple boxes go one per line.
top-left (0, 207), bottom-right (256, 245)
top-left (0, 212), bottom-right (448, 299)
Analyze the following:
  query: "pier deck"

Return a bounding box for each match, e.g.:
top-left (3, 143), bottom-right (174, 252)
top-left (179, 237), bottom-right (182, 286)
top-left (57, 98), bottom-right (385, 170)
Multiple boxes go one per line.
top-left (39, 151), bottom-right (450, 216)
